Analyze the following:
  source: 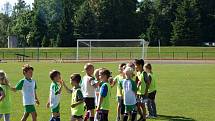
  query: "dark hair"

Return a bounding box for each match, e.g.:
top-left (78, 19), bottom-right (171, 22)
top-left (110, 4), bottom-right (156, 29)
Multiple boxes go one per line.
top-left (22, 64), bottom-right (34, 73)
top-left (49, 70), bottom-right (61, 80)
top-left (71, 73), bottom-right (81, 83)
top-left (119, 63), bottom-right (126, 68)
top-left (100, 69), bottom-right (111, 78)
top-left (144, 63), bottom-right (152, 72)
top-left (134, 59), bottom-right (144, 67)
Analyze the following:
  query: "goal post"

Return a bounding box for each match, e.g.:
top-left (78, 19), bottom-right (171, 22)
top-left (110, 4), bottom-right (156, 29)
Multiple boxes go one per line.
top-left (76, 39), bottom-right (149, 60)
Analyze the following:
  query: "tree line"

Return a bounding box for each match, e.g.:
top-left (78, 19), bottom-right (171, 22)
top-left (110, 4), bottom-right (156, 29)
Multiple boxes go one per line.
top-left (0, 0), bottom-right (214, 47)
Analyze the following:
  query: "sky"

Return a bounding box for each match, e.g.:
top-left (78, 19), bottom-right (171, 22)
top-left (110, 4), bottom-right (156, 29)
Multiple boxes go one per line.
top-left (0, 0), bottom-right (34, 13)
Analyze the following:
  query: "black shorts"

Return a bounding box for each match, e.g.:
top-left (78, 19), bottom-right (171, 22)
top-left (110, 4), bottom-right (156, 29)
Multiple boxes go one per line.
top-left (148, 91), bottom-right (156, 100)
top-left (72, 115), bottom-right (83, 119)
top-left (84, 97), bottom-right (95, 110)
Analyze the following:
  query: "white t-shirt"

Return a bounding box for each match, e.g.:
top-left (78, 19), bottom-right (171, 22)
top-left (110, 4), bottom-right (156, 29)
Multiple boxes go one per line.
top-left (15, 79), bottom-right (36, 105)
top-left (81, 75), bottom-right (95, 98)
top-left (49, 82), bottom-right (61, 109)
top-left (121, 79), bottom-right (137, 105)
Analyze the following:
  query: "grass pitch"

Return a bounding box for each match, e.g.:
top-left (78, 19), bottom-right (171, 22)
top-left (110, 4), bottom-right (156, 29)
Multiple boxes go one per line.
top-left (0, 62), bottom-right (214, 121)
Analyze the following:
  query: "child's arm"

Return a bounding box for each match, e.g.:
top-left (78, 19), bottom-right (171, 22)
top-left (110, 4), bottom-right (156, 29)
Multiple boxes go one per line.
top-left (10, 79), bottom-right (25, 92)
top-left (0, 88), bottom-right (5, 101)
top-left (96, 84), bottom-right (108, 110)
top-left (35, 91), bottom-right (40, 105)
top-left (62, 81), bottom-right (73, 93)
top-left (46, 97), bottom-right (50, 108)
top-left (111, 76), bottom-right (118, 87)
top-left (144, 72), bottom-right (150, 96)
top-left (97, 97), bottom-right (103, 110)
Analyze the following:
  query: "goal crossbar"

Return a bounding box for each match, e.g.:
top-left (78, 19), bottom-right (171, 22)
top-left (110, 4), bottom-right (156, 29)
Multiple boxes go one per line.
top-left (76, 39), bottom-right (147, 60)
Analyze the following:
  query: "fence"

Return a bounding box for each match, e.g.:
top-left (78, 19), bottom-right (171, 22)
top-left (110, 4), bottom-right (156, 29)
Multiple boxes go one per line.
top-left (1, 51), bottom-right (215, 61)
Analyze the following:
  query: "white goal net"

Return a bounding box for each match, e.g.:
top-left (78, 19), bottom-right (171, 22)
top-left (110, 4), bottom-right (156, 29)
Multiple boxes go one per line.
top-left (76, 39), bottom-right (149, 61)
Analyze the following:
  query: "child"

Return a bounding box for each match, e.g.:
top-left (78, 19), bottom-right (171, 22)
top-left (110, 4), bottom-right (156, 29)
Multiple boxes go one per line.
top-left (0, 70), bottom-right (11, 121)
top-left (119, 67), bottom-right (137, 121)
top-left (144, 63), bottom-right (157, 118)
top-left (96, 69), bottom-right (111, 121)
top-left (134, 59), bottom-right (150, 121)
top-left (111, 63), bottom-right (126, 121)
top-left (63, 73), bottom-right (84, 121)
top-left (47, 70), bottom-right (62, 121)
top-left (81, 63), bottom-right (96, 121)
top-left (11, 64), bottom-right (39, 121)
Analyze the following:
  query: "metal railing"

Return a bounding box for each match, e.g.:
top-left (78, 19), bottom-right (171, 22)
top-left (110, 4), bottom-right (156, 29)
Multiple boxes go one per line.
top-left (1, 51), bottom-right (215, 61)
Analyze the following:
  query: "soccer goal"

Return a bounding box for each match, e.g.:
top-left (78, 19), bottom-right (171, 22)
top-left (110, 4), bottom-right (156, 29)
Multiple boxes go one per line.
top-left (76, 39), bottom-right (149, 61)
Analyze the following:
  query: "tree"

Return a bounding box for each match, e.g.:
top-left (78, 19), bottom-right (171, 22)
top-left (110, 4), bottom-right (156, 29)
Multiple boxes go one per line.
top-left (198, 0), bottom-right (215, 43)
top-left (171, 0), bottom-right (201, 45)
top-left (1, 2), bottom-right (12, 16)
top-left (58, 0), bottom-right (75, 47)
top-left (74, 1), bottom-right (97, 39)
top-left (0, 13), bottom-right (10, 47)
top-left (41, 35), bottom-right (50, 47)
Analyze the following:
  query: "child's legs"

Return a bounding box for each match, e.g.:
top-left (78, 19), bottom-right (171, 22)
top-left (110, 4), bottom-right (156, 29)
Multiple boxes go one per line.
top-left (140, 103), bottom-right (146, 118)
top-left (71, 115), bottom-right (83, 121)
top-left (3, 114), bottom-right (10, 121)
top-left (98, 110), bottom-right (108, 121)
top-left (148, 91), bottom-right (157, 116)
top-left (147, 99), bottom-right (153, 116)
top-left (84, 97), bottom-right (95, 120)
top-left (30, 112), bottom-right (37, 121)
top-left (137, 102), bottom-right (143, 117)
top-left (21, 112), bottom-right (29, 121)
top-left (0, 114), bottom-right (2, 119)
top-left (50, 113), bottom-right (60, 121)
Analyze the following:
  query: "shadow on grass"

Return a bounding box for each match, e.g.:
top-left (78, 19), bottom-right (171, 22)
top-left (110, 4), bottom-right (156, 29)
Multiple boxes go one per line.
top-left (155, 115), bottom-right (196, 121)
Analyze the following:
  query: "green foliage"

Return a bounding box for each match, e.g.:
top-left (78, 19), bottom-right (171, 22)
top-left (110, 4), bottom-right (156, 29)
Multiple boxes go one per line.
top-left (171, 0), bottom-right (201, 46)
top-left (0, 0), bottom-right (214, 47)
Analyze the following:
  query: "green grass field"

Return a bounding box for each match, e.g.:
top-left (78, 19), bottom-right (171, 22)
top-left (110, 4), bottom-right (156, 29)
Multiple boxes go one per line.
top-left (0, 62), bottom-right (215, 121)
top-left (1, 47), bottom-right (215, 60)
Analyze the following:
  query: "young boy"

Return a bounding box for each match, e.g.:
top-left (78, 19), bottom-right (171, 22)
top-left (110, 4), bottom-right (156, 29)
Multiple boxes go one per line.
top-left (81, 63), bottom-right (96, 121)
top-left (111, 63), bottom-right (126, 121)
top-left (63, 73), bottom-right (84, 121)
top-left (47, 70), bottom-right (62, 121)
top-left (96, 69), bottom-right (111, 121)
top-left (11, 64), bottom-right (40, 121)
top-left (134, 59), bottom-right (150, 121)
top-left (0, 70), bottom-right (11, 121)
top-left (119, 67), bottom-right (137, 121)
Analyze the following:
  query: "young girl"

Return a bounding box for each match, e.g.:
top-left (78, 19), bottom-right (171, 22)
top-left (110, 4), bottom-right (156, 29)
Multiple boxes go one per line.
top-left (63, 73), bottom-right (84, 121)
top-left (96, 69), bottom-right (112, 121)
top-left (0, 70), bottom-right (11, 121)
top-left (119, 67), bottom-right (137, 121)
top-left (47, 70), bottom-right (63, 121)
top-left (111, 63), bottom-right (126, 121)
top-left (144, 63), bottom-right (157, 118)
top-left (134, 59), bottom-right (150, 121)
